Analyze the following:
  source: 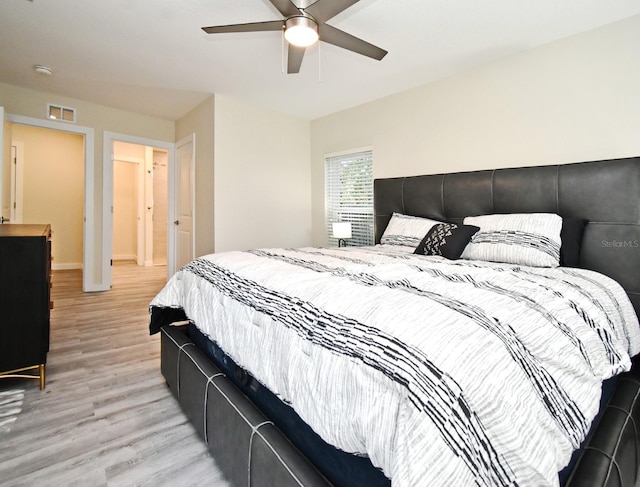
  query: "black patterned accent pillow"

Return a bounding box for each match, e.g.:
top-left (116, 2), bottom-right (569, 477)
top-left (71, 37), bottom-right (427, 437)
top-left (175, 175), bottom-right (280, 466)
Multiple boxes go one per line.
top-left (560, 218), bottom-right (588, 267)
top-left (414, 223), bottom-right (480, 260)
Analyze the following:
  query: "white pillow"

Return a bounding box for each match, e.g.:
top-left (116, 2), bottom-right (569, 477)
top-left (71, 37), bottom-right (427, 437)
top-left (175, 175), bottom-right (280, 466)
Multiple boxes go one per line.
top-left (380, 213), bottom-right (443, 252)
top-left (461, 213), bottom-right (562, 267)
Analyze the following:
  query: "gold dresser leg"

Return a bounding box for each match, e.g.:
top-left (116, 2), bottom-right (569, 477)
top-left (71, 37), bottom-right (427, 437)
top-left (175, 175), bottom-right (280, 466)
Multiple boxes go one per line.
top-left (0, 364), bottom-right (45, 389)
top-left (39, 364), bottom-right (46, 390)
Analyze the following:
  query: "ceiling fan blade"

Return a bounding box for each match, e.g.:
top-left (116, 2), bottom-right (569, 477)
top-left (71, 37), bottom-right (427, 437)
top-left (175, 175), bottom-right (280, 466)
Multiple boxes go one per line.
top-left (319, 23), bottom-right (387, 60)
top-left (202, 20), bottom-right (283, 34)
top-left (287, 44), bottom-right (306, 73)
top-left (268, 0), bottom-right (301, 18)
top-left (304, 0), bottom-right (359, 23)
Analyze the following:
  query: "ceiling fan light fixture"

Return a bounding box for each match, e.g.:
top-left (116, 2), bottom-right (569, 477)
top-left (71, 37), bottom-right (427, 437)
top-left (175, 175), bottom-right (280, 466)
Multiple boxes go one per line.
top-left (201, 0), bottom-right (387, 74)
top-left (284, 16), bottom-right (319, 47)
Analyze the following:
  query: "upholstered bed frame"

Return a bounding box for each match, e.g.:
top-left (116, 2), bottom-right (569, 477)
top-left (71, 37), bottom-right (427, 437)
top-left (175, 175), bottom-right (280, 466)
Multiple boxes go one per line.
top-left (374, 156), bottom-right (640, 317)
top-left (158, 156), bottom-right (640, 487)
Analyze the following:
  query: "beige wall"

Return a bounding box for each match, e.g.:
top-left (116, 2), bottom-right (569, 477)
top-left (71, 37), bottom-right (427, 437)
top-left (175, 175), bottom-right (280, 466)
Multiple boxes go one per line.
top-left (112, 159), bottom-right (138, 260)
top-left (1, 87), bottom-right (311, 278)
top-left (0, 82), bottom-right (175, 287)
top-left (310, 15), bottom-right (640, 245)
top-left (113, 140), bottom-right (147, 161)
top-left (11, 124), bottom-right (84, 267)
top-left (111, 141), bottom-right (168, 266)
top-left (5, 15), bottom-right (637, 266)
top-left (213, 95), bottom-right (311, 252)
top-left (176, 96), bottom-right (215, 258)
top-left (112, 140), bottom-right (146, 261)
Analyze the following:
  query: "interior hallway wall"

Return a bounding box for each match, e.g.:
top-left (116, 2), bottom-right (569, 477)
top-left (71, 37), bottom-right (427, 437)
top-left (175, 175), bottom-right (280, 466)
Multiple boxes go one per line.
top-left (0, 81), bottom-right (175, 288)
top-left (113, 141), bottom-right (145, 262)
top-left (11, 123), bottom-right (84, 268)
top-left (213, 94), bottom-right (312, 252)
top-left (112, 159), bottom-right (138, 260)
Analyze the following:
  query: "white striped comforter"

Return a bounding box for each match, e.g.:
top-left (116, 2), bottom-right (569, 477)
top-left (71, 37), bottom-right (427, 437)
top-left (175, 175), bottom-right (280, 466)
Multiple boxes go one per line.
top-left (150, 246), bottom-right (640, 487)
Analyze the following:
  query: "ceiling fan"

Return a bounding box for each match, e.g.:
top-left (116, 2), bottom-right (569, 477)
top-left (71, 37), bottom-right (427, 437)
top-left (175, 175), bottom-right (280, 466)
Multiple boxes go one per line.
top-left (202, 0), bottom-right (388, 74)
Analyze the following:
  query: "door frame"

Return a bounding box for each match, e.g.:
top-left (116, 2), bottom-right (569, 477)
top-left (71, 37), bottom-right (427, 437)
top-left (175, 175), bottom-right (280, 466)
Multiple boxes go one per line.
top-left (6, 114), bottom-right (96, 291)
top-left (174, 133), bottom-right (196, 270)
top-left (103, 131), bottom-right (175, 288)
top-left (10, 141), bottom-right (24, 223)
top-left (0, 107), bottom-right (5, 221)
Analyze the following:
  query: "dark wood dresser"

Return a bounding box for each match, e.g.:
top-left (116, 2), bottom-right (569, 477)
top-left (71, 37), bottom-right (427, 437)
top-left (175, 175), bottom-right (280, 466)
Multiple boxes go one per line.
top-left (0, 224), bottom-right (52, 389)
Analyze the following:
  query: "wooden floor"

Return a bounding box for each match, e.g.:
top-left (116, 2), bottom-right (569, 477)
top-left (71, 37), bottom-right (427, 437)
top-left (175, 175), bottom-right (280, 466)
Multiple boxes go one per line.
top-left (0, 263), bottom-right (230, 487)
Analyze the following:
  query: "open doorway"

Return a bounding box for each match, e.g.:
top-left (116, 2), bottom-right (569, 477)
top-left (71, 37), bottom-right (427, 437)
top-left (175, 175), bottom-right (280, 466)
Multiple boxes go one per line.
top-left (7, 124), bottom-right (84, 270)
top-left (2, 112), bottom-right (97, 292)
top-left (103, 131), bottom-right (175, 290)
top-left (112, 140), bottom-right (168, 269)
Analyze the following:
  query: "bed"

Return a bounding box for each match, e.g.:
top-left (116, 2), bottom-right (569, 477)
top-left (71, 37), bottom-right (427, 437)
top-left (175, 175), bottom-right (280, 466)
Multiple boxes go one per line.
top-left (150, 155), bottom-right (640, 487)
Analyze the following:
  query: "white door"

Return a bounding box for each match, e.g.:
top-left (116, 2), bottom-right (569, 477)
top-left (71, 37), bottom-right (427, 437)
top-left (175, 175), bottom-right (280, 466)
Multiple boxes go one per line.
top-left (0, 106), bottom-right (6, 223)
top-left (0, 108), bottom-right (15, 224)
top-left (10, 142), bottom-right (24, 223)
top-left (174, 134), bottom-right (195, 270)
top-left (152, 150), bottom-right (168, 266)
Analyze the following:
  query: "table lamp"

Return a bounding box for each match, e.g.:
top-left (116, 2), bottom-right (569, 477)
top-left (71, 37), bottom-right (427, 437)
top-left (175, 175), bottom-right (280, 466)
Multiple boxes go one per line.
top-left (332, 222), bottom-right (352, 247)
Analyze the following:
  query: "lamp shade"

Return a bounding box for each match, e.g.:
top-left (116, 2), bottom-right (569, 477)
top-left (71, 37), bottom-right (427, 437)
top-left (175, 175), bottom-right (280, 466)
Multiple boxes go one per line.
top-left (332, 222), bottom-right (352, 239)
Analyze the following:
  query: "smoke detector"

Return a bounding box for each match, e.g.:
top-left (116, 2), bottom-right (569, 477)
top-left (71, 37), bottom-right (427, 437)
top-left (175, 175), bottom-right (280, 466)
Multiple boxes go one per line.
top-left (34, 65), bottom-right (52, 76)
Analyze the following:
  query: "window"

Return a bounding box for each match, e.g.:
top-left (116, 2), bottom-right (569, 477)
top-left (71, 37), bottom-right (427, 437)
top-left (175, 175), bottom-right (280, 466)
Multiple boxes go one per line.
top-left (325, 149), bottom-right (374, 247)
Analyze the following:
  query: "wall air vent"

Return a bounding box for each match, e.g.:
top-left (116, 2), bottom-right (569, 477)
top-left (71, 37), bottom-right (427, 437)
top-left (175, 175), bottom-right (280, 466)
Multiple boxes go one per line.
top-left (47, 103), bottom-right (76, 123)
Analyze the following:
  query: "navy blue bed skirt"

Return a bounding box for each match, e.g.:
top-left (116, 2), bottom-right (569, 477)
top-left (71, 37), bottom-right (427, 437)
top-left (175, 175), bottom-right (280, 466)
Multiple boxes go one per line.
top-left (188, 322), bottom-right (391, 487)
top-left (187, 321), bottom-right (619, 487)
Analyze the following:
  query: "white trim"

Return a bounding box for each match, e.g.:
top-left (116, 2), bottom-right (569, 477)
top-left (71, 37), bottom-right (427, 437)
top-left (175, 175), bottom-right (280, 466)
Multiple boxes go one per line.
top-left (167, 142), bottom-right (176, 275)
top-left (103, 131), bottom-right (175, 288)
top-left (10, 141), bottom-right (24, 223)
top-left (112, 254), bottom-right (137, 261)
top-left (6, 114), bottom-right (96, 292)
top-left (173, 134), bottom-right (196, 275)
top-left (52, 263), bottom-right (83, 270)
top-left (136, 157), bottom-right (144, 266)
top-left (143, 146), bottom-right (154, 267)
top-left (324, 145), bottom-right (373, 159)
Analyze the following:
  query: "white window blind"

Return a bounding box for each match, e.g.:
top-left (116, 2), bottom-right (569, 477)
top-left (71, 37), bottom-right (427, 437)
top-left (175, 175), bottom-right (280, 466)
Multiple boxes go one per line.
top-left (325, 149), bottom-right (374, 247)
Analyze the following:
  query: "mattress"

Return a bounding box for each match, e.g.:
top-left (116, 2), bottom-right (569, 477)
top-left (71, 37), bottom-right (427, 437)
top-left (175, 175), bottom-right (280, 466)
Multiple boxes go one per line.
top-left (150, 245), bottom-right (640, 486)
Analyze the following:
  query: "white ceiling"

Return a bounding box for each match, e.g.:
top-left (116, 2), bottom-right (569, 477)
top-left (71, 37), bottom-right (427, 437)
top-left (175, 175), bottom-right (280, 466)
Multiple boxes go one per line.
top-left (1, 0), bottom-right (639, 121)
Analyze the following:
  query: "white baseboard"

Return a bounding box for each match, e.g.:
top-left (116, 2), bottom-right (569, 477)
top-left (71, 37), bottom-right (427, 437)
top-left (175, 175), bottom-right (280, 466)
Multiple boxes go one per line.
top-left (52, 263), bottom-right (83, 270)
top-left (113, 254), bottom-right (137, 261)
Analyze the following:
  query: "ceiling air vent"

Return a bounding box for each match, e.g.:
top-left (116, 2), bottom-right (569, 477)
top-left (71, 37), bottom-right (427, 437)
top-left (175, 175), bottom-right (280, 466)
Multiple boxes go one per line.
top-left (47, 103), bottom-right (76, 123)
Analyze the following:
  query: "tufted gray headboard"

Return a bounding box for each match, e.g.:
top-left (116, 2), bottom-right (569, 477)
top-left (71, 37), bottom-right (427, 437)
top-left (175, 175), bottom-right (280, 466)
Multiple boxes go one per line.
top-left (374, 156), bottom-right (640, 318)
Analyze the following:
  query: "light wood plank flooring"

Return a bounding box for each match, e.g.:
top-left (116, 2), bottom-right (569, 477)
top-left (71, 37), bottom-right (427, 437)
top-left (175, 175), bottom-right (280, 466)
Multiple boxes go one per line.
top-left (0, 262), bottom-right (230, 487)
